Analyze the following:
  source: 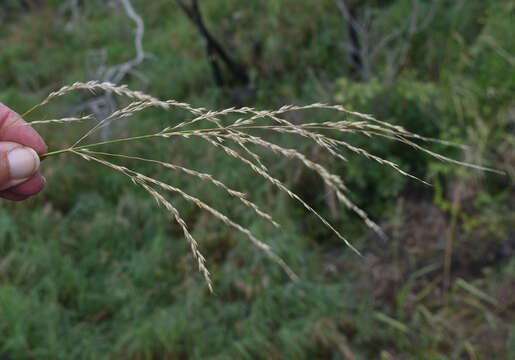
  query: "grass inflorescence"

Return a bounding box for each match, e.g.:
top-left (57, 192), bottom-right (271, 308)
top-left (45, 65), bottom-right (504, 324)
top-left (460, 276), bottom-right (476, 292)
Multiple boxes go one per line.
top-left (2, 81), bottom-right (503, 292)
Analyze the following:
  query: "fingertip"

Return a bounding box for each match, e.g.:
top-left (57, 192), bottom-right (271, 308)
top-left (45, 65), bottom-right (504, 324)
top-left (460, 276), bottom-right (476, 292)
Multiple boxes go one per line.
top-left (0, 190), bottom-right (30, 201)
top-left (8, 172), bottom-right (45, 196)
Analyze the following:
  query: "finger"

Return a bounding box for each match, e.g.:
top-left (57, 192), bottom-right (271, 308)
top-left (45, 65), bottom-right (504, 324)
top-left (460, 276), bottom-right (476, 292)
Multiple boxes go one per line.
top-left (0, 141), bottom-right (41, 190)
top-left (0, 102), bottom-right (48, 155)
top-left (7, 173), bottom-right (45, 196)
top-left (0, 191), bottom-right (30, 201)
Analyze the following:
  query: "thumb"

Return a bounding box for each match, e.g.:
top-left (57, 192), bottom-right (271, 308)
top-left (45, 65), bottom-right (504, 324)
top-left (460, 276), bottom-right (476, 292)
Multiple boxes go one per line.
top-left (0, 142), bottom-right (41, 191)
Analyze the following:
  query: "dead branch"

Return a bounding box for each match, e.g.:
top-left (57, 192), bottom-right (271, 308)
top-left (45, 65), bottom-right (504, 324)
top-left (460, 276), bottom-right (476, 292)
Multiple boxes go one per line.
top-left (337, 0), bottom-right (439, 81)
top-left (60, 0), bottom-right (80, 30)
top-left (176, 0), bottom-right (249, 87)
top-left (66, 0), bottom-right (149, 140)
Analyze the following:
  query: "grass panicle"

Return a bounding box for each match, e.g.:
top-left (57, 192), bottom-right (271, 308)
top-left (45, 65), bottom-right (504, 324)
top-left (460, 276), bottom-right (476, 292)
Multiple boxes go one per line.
top-left (3, 81), bottom-right (503, 292)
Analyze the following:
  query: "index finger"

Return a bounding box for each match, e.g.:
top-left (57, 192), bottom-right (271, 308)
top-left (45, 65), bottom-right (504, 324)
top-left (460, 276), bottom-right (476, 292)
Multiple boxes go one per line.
top-left (0, 102), bottom-right (48, 155)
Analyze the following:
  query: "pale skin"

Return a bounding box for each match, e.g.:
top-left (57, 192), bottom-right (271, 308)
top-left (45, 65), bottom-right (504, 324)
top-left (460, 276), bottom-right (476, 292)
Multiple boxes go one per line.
top-left (0, 102), bottom-right (47, 201)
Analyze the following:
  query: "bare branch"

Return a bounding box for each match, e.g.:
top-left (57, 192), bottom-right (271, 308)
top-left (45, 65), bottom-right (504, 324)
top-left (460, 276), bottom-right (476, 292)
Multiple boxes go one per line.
top-left (336, 0), bottom-right (364, 36)
top-left (104, 0), bottom-right (146, 84)
top-left (338, 0), bottom-right (439, 81)
top-left (336, 0), bottom-right (365, 78)
top-left (176, 0), bottom-right (249, 87)
top-left (66, 0), bottom-right (148, 140)
top-left (60, 0), bottom-right (80, 30)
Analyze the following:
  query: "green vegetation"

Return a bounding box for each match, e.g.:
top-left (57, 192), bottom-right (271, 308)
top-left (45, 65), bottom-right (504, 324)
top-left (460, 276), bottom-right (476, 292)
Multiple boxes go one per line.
top-left (0, 0), bottom-right (513, 359)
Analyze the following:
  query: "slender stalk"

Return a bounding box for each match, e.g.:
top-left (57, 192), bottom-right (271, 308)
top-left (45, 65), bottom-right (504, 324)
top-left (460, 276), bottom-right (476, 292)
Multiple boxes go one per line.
top-left (41, 133), bottom-right (161, 157)
top-left (39, 125), bottom-right (327, 158)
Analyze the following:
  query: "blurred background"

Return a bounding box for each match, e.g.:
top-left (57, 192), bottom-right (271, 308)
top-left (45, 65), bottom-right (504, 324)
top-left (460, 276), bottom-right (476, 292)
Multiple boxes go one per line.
top-left (0, 0), bottom-right (514, 359)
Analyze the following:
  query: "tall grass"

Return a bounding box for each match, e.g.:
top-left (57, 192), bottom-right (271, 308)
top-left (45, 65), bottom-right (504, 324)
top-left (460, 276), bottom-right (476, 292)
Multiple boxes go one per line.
top-left (1, 81), bottom-right (503, 292)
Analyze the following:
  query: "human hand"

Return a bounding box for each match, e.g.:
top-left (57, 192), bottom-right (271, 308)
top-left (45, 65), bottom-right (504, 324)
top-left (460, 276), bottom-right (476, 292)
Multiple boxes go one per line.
top-left (0, 102), bottom-right (47, 201)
